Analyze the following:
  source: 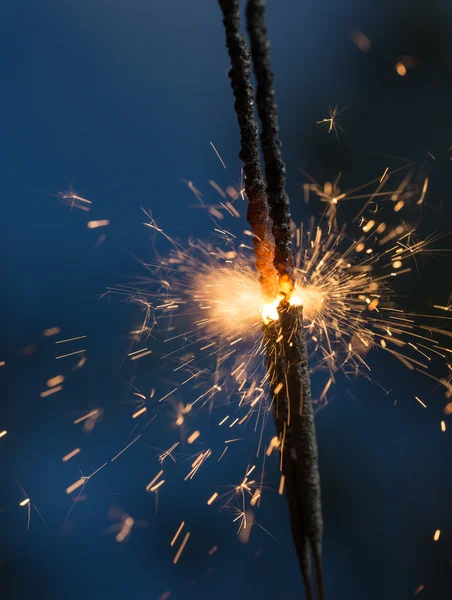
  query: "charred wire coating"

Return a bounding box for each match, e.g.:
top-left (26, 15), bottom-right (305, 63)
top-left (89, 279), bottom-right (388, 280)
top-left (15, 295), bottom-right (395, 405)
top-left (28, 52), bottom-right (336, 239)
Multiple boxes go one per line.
top-left (218, 1), bottom-right (324, 597)
top-left (265, 304), bottom-right (324, 600)
top-left (218, 0), bottom-right (278, 301)
top-left (246, 0), bottom-right (295, 290)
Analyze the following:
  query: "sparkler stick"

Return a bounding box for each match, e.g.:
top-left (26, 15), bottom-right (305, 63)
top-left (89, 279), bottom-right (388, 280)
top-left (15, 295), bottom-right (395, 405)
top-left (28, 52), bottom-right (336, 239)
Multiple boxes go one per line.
top-left (218, 1), bottom-right (323, 597)
top-left (265, 308), bottom-right (323, 600)
top-left (246, 0), bottom-right (295, 292)
top-left (217, 0), bottom-right (278, 302)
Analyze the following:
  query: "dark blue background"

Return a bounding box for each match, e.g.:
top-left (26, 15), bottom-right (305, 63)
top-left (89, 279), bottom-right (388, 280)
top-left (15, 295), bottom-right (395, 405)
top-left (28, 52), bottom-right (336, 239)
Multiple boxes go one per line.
top-left (2, 1), bottom-right (452, 598)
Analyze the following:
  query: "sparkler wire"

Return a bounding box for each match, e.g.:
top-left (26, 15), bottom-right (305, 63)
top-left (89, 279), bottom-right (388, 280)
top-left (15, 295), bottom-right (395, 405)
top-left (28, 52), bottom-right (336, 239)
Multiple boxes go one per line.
top-left (218, 0), bottom-right (278, 302)
top-left (266, 307), bottom-right (323, 600)
top-left (246, 0), bottom-right (295, 292)
top-left (218, 1), bottom-right (324, 597)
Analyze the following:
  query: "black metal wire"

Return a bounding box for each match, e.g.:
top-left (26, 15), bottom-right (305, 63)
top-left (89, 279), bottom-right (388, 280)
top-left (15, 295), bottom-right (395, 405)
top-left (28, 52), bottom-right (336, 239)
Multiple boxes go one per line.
top-left (218, 1), bottom-right (324, 597)
top-left (218, 0), bottom-right (278, 302)
top-left (246, 0), bottom-right (295, 291)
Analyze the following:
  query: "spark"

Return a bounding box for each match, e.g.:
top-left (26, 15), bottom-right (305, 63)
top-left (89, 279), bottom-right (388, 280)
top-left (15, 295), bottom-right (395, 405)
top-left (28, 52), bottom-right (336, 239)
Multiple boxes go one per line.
top-left (58, 189), bottom-right (92, 210)
top-left (316, 106), bottom-right (345, 139)
top-left (46, 375), bottom-right (64, 387)
top-left (350, 29), bottom-right (371, 52)
top-left (218, 446), bottom-right (229, 461)
top-left (87, 219), bottom-right (110, 229)
top-left (238, 510), bottom-right (254, 543)
top-left (379, 167), bottom-right (389, 183)
top-left (110, 434), bottom-right (142, 462)
top-left (62, 448), bottom-right (81, 462)
top-left (187, 430), bottom-right (200, 444)
top-left (149, 479), bottom-right (165, 492)
top-left (43, 327), bottom-right (61, 337)
top-left (98, 167), bottom-right (450, 566)
top-left (55, 349), bottom-right (86, 360)
top-left (434, 305), bottom-right (451, 312)
top-left (73, 409), bottom-right (99, 424)
top-left (55, 335), bottom-right (86, 344)
top-left (414, 585), bottom-right (425, 595)
top-left (433, 529), bottom-right (441, 541)
top-left (116, 516), bottom-right (135, 543)
top-left (273, 382), bottom-right (283, 394)
top-left (0, 430), bottom-right (7, 439)
top-left (132, 407), bottom-right (147, 419)
top-left (207, 492), bottom-right (218, 505)
top-left (250, 490), bottom-right (261, 506)
top-left (159, 442), bottom-right (179, 464)
top-left (417, 178), bottom-right (428, 205)
top-left (66, 478), bottom-right (86, 495)
top-left (159, 388), bottom-right (177, 403)
top-left (128, 347), bottom-right (149, 356)
top-left (146, 471), bottom-right (164, 492)
top-left (185, 450), bottom-right (211, 480)
top-left (173, 531), bottom-right (190, 564)
top-left (209, 179), bottom-right (227, 198)
top-left (415, 396), bottom-right (427, 408)
top-left (266, 436), bottom-right (280, 456)
top-left (441, 421), bottom-right (446, 432)
top-left (40, 385), bottom-right (63, 398)
top-left (209, 141), bottom-right (227, 169)
top-left (170, 521), bottom-right (185, 547)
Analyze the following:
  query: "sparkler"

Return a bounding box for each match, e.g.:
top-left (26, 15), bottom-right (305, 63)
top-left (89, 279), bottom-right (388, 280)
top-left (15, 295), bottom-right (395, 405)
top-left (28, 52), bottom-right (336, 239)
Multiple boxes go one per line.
top-left (5, 7), bottom-right (451, 598)
top-left (218, 0), bottom-right (323, 596)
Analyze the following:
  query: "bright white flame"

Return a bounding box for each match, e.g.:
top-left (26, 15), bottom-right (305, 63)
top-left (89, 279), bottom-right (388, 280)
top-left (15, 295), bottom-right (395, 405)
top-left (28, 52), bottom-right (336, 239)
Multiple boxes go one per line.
top-left (261, 286), bottom-right (324, 324)
top-left (261, 297), bottom-right (281, 324)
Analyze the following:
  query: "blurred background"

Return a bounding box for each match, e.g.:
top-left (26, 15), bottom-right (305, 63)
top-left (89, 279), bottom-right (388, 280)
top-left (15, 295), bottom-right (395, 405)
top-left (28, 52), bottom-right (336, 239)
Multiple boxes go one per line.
top-left (1, 0), bottom-right (452, 598)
